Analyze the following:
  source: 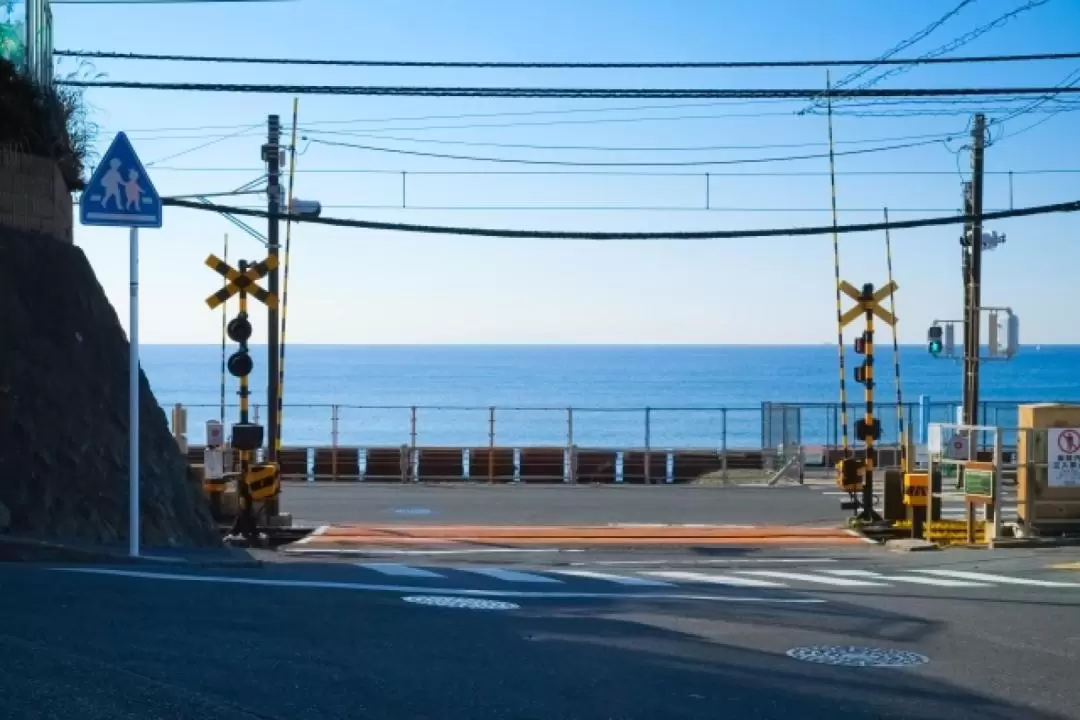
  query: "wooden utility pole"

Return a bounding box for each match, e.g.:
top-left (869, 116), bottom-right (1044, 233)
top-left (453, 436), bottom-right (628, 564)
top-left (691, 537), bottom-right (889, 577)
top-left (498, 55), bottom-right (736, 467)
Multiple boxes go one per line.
top-left (264, 114), bottom-right (282, 516)
top-left (962, 114), bottom-right (987, 430)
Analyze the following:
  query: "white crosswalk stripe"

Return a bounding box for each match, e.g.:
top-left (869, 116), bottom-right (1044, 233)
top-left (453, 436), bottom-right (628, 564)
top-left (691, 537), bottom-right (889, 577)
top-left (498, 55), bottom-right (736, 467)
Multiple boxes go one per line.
top-left (552, 570), bottom-right (675, 586)
top-left (734, 570), bottom-right (887, 587)
top-left (641, 571), bottom-right (786, 588)
top-left (357, 563), bottom-right (446, 578)
top-left (349, 562), bottom-right (1080, 591)
top-left (820, 569), bottom-right (989, 587)
top-left (462, 567), bottom-right (563, 583)
top-left (913, 569), bottom-right (1080, 588)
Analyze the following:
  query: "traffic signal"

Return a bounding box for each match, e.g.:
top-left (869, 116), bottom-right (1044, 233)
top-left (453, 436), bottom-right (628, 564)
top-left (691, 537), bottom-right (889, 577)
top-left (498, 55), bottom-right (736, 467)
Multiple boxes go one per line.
top-left (852, 331), bottom-right (871, 385)
top-left (927, 325), bottom-right (943, 356)
top-left (226, 312), bottom-right (253, 378)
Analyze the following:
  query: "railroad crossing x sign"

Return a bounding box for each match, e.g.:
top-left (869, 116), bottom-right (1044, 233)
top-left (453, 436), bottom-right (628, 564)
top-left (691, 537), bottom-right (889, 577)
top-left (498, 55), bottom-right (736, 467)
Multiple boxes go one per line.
top-left (204, 254), bottom-right (279, 309)
top-left (839, 280), bottom-right (898, 328)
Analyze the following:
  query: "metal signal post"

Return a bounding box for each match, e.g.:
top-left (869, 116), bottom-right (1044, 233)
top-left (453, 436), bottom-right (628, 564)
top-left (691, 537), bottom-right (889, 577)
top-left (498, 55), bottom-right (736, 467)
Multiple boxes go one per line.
top-left (205, 253), bottom-right (282, 541)
top-left (836, 280), bottom-right (897, 523)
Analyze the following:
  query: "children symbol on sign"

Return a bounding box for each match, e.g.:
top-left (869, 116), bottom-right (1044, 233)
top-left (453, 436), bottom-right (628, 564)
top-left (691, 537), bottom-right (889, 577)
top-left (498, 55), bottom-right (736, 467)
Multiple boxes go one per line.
top-left (100, 158), bottom-right (124, 210)
top-left (98, 160), bottom-right (144, 212)
top-left (122, 169), bottom-right (144, 211)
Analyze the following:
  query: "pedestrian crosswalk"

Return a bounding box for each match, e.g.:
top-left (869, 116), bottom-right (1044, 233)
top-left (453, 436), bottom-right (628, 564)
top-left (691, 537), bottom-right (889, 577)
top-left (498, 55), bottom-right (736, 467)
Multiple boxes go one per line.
top-left (351, 562), bottom-right (1080, 591)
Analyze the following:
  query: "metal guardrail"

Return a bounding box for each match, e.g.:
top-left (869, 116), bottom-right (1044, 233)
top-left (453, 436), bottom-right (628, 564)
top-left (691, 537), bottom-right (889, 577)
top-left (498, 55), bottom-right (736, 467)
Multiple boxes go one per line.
top-left (165, 399), bottom-right (1056, 450)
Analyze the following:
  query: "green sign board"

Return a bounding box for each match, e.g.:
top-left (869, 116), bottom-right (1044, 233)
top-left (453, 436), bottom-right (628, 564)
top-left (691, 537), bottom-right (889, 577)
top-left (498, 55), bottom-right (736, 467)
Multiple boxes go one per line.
top-left (965, 467), bottom-right (994, 498)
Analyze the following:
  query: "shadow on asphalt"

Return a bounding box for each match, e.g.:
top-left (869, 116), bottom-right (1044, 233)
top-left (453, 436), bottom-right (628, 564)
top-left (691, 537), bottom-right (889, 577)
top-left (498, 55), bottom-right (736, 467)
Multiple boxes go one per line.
top-left (3, 565), bottom-right (1068, 720)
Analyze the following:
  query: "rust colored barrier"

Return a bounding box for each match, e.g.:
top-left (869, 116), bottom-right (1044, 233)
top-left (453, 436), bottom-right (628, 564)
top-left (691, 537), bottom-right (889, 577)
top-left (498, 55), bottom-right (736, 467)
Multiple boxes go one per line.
top-left (313, 447), bottom-right (360, 481)
top-left (519, 447), bottom-right (566, 483)
top-left (574, 449), bottom-right (617, 484)
top-left (467, 447), bottom-right (515, 482)
top-left (416, 447), bottom-right (465, 481)
top-left (622, 450), bottom-right (669, 484)
top-left (670, 451), bottom-right (724, 483)
top-left (277, 447), bottom-right (309, 481)
top-left (364, 447), bottom-right (407, 482)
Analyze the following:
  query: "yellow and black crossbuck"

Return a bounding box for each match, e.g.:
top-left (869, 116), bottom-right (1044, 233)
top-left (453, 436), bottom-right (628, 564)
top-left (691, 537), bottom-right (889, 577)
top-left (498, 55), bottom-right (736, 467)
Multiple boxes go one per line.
top-left (204, 254), bottom-right (279, 310)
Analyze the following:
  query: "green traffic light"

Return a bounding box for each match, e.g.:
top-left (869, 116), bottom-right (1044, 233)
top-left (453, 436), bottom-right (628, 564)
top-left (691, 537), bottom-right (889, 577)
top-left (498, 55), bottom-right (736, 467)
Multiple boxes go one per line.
top-left (928, 340), bottom-right (943, 355)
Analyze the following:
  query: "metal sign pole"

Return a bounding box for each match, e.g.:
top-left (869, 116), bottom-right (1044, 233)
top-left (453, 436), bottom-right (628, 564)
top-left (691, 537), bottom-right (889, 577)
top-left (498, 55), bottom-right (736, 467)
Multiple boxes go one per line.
top-left (129, 226), bottom-right (140, 557)
top-left (78, 131), bottom-right (162, 558)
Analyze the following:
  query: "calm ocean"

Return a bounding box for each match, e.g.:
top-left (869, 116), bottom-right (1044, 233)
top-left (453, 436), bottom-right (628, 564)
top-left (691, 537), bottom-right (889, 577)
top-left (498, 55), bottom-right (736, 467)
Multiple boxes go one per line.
top-left (143, 345), bottom-right (1080, 450)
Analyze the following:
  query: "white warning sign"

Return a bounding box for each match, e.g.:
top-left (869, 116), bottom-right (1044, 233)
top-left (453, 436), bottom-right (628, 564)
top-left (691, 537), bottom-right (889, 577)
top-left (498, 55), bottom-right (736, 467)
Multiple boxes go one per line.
top-left (1048, 428), bottom-right (1080, 487)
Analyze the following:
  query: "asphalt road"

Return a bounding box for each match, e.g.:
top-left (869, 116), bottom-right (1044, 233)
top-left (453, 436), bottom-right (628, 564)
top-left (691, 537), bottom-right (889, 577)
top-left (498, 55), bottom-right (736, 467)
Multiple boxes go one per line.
top-left (280, 481), bottom-right (844, 527)
top-left (4, 548), bottom-right (1080, 719)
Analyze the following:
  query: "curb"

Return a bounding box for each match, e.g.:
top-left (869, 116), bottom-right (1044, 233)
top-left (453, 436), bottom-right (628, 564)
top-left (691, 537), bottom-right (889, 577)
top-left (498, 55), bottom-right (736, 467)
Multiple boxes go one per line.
top-left (0, 536), bottom-right (263, 568)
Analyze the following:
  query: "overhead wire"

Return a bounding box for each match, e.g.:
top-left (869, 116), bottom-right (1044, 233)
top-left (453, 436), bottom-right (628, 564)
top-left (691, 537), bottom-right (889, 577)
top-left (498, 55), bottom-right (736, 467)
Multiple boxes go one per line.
top-left (144, 121), bottom-right (265, 166)
top-left (808, 0), bottom-right (978, 108)
top-left (160, 197), bottom-right (1080, 241)
top-left (145, 166), bottom-right (1080, 177)
top-left (297, 128), bottom-right (961, 152)
top-left (832, 0), bottom-right (1055, 101)
top-left (302, 135), bottom-right (952, 167)
top-left (54, 80), bottom-right (1080, 98)
top-left (54, 48), bottom-right (1080, 68)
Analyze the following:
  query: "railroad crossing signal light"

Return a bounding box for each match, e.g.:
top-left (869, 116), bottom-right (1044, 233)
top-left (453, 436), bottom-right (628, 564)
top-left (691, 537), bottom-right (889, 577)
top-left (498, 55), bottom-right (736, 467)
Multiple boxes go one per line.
top-left (854, 362), bottom-right (870, 384)
top-left (227, 312), bottom-right (254, 378)
top-left (928, 325), bottom-right (944, 356)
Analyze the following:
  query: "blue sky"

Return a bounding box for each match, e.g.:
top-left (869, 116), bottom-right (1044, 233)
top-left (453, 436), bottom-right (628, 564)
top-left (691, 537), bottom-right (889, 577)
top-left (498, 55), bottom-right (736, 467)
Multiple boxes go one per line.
top-left (55, 0), bottom-right (1080, 344)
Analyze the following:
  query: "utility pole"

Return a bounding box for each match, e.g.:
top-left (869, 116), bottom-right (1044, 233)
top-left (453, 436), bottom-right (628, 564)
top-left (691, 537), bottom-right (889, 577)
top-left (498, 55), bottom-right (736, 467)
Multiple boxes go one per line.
top-left (264, 115), bottom-right (282, 515)
top-left (961, 113), bottom-right (986, 430)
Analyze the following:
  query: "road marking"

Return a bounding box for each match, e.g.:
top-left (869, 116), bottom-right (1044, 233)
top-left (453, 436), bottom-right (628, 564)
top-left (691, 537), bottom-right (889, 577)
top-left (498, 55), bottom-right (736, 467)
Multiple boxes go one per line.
top-left (642, 571), bottom-right (786, 587)
top-left (1049, 561), bottom-right (1080, 571)
top-left (463, 567), bottom-right (562, 583)
top-left (913, 569), bottom-right (1080, 588)
top-left (552, 570), bottom-right (675, 586)
top-left (284, 547), bottom-right (585, 556)
top-left (735, 570), bottom-right (887, 587)
top-left (572, 558), bottom-right (839, 566)
top-left (358, 563), bottom-right (445, 578)
top-left (291, 524), bottom-right (330, 545)
top-left (820, 569), bottom-right (989, 587)
top-left (53, 568), bottom-right (826, 604)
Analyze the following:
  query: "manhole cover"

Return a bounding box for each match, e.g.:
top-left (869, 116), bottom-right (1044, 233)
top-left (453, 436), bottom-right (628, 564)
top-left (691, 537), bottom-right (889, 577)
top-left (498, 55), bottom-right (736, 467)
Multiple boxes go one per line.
top-left (402, 595), bottom-right (520, 611)
top-left (786, 646), bottom-right (929, 668)
top-left (393, 507), bottom-right (433, 516)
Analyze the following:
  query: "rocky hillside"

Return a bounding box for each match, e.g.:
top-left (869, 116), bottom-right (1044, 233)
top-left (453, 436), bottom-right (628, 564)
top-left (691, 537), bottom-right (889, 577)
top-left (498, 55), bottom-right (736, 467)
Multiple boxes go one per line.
top-left (0, 225), bottom-right (220, 547)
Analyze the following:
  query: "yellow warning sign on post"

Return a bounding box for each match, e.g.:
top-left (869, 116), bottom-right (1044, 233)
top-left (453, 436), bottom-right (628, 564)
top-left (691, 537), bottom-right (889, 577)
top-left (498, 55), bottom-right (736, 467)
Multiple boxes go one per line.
top-left (839, 280), bottom-right (898, 328)
top-left (903, 472), bottom-right (929, 507)
top-left (245, 462), bottom-right (280, 501)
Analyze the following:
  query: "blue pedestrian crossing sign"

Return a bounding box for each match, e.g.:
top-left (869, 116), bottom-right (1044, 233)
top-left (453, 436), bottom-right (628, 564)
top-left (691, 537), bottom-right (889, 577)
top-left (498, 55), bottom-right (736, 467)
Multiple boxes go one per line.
top-left (80, 132), bottom-right (163, 228)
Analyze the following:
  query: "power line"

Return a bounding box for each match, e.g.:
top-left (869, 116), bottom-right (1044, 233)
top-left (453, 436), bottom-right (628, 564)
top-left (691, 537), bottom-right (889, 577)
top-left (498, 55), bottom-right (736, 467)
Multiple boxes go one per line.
top-left (54, 80), bottom-right (1080, 98)
top-left (146, 166), bottom-right (1080, 177)
top-left (212, 204), bottom-right (1024, 214)
top-left (298, 128), bottom-right (959, 153)
top-left (827, 0), bottom-right (978, 93)
top-left (303, 136), bottom-right (948, 168)
top-left (161, 197), bottom-right (1080, 240)
top-left (829, 0), bottom-right (1055, 102)
top-left (54, 48), bottom-right (1080, 69)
